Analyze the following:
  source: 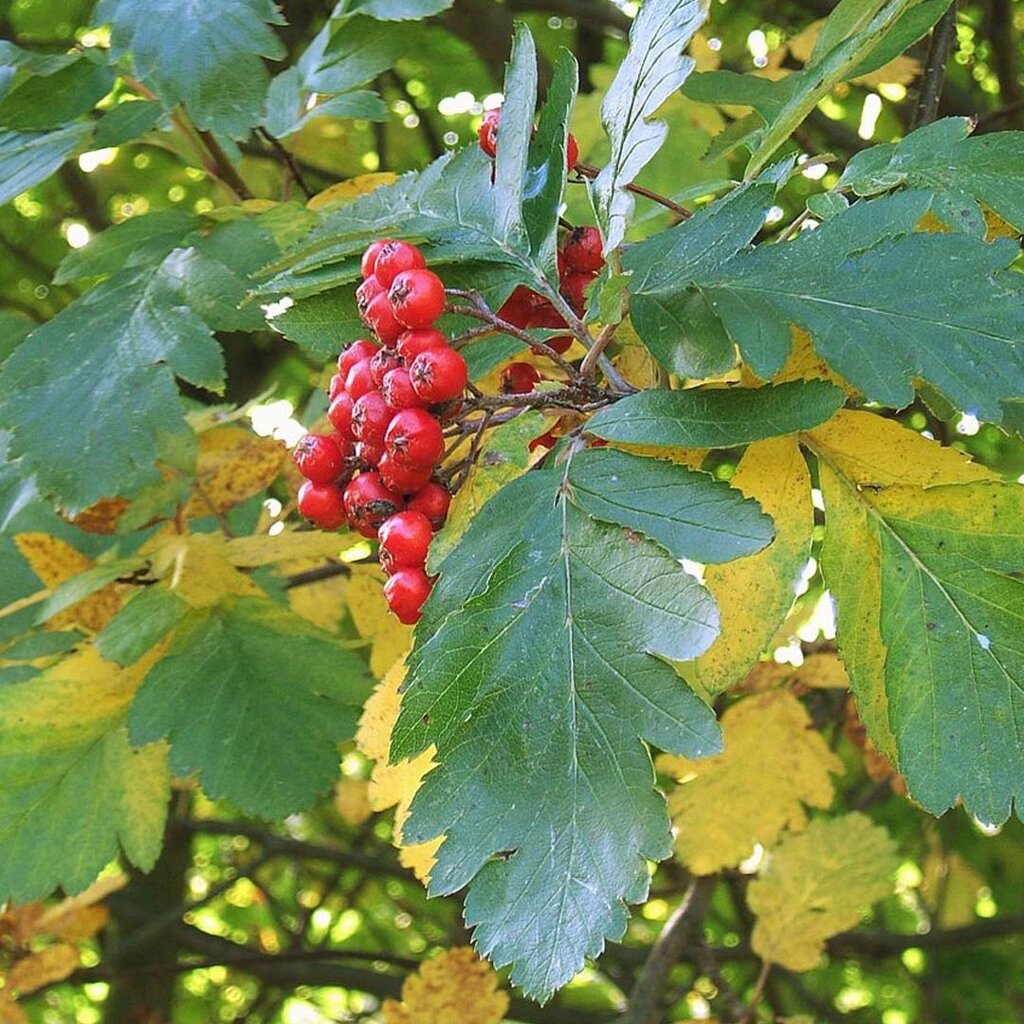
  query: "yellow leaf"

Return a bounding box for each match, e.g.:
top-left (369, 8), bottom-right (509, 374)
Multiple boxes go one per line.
top-left (741, 327), bottom-right (855, 394)
top-left (686, 436), bottom-right (813, 693)
top-left (347, 567), bottom-right (411, 679)
top-left (0, 996), bottom-right (28, 1024)
top-left (382, 947), bottom-right (509, 1024)
top-left (788, 651), bottom-right (849, 690)
top-left (183, 426), bottom-right (285, 519)
top-left (690, 32), bottom-right (721, 72)
top-left (12, 533), bottom-right (123, 632)
top-left (659, 691), bottom-right (843, 874)
top-left (612, 340), bottom-right (663, 390)
top-left (225, 530), bottom-right (345, 567)
top-left (334, 777), bottom-right (373, 826)
top-left (37, 874), bottom-right (125, 942)
top-left (749, 813), bottom-right (898, 971)
top-left (284, 557), bottom-right (350, 631)
top-left (145, 532), bottom-right (263, 608)
top-left (920, 846), bottom-right (983, 927)
top-left (6, 944), bottom-right (81, 995)
top-left (785, 18), bottom-right (919, 85)
top-left (307, 172), bottom-right (398, 211)
top-left (356, 659), bottom-right (440, 882)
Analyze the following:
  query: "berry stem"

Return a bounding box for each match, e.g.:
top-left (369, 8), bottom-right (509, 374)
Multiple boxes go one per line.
top-left (573, 162), bottom-right (692, 219)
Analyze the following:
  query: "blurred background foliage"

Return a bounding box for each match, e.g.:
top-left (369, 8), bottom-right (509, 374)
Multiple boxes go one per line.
top-left (1, 1), bottom-right (1023, 1022)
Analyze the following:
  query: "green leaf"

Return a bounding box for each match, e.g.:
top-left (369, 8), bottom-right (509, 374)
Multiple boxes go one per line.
top-left (697, 191), bottom-right (1024, 419)
top-left (567, 448), bottom-right (772, 564)
top-left (393, 455), bottom-right (722, 999)
top-left (271, 284), bottom-right (364, 359)
top-left (0, 311), bottom-right (34, 365)
top-left (313, 17), bottom-right (416, 94)
top-left (35, 556), bottom-right (146, 626)
top-left (97, 0), bottom-right (286, 139)
top-left (623, 181), bottom-right (775, 377)
top-left (94, 97), bottom-right (165, 147)
top-left (0, 123), bottom-right (91, 206)
top-left (682, 70), bottom-right (794, 121)
top-left (840, 118), bottom-right (1024, 233)
top-left (96, 585), bottom-right (190, 666)
top-left (587, 382), bottom-right (844, 449)
top-left (0, 650), bottom-right (169, 902)
top-left (54, 210), bottom-right (200, 284)
top-left (329, 0), bottom-right (453, 20)
top-left (128, 596), bottom-right (372, 817)
top-left (0, 54), bottom-right (114, 130)
top-left (805, 192), bottom-right (849, 220)
top-left (592, 0), bottom-right (708, 252)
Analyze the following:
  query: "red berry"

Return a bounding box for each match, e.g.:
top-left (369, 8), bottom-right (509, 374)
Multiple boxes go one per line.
top-left (328, 392), bottom-right (355, 438)
top-left (351, 389), bottom-right (392, 447)
top-left (385, 407), bottom-right (445, 469)
top-left (356, 277), bottom-right (384, 319)
top-left (397, 327), bottom-right (447, 362)
top-left (382, 367), bottom-right (425, 410)
top-left (527, 302), bottom-right (566, 330)
top-left (566, 132), bottom-right (579, 171)
top-left (389, 269), bottom-right (447, 329)
top-left (378, 452), bottom-right (434, 495)
top-left (378, 510), bottom-right (434, 573)
top-left (370, 347), bottom-right (401, 386)
top-left (406, 481), bottom-right (451, 529)
top-left (355, 440), bottom-right (384, 467)
top-left (560, 271), bottom-right (592, 316)
top-left (409, 347), bottom-right (468, 404)
top-left (343, 472), bottom-right (402, 538)
top-left (293, 433), bottom-right (345, 484)
top-left (345, 357), bottom-right (376, 400)
top-left (500, 361), bottom-right (541, 394)
top-left (328, 372), bottom-right (347, 402)
top-left (562, 226), bottom-right (604, 273)
top-left (547, 335), bottom-right (573, 355)
top-left (361, 239), bottom-right (392, 280)
top-left (364, 293), bottom-right (404, 347)
top-left (338, 338), bottom-right (379, 377)
top-left (529, 428), bottom-right (558, 453)
top-left (498, 286), bottom-right (539, 328)
top-left (297, 480), bottom-right (346, 529)
top-left (383, 568), bottom-right (433, 625)
top-left (478, 108), bottom-right (500, 159)
top-left (374, 241), bottom-right (426, 289)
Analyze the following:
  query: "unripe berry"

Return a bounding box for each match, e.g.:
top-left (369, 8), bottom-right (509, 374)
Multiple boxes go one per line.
top-left (378, 510), bottom-right (434, 573)
top-left (297, 480), bottom-right (346, 529)
top-left (384, 407), bottom-right (445, 469)
top-left (500, 361), bottom-right (541, 394)
top-left (343, 472), bottom-right (402, 538)
top-left (406, 481), bottom-right (451, 530)
top-left (389, 269), bottom-right (447, 329)
top-left (373, 241), bottom-right (426, 289)
top-left (397, 327), bottom-right (447, 362)
top-left (409, 346), bottom-right (468, 404)
top-left (350, 389), bottom-right (392, 448)
top-left (382, 367), bottom-right (425, 410)
top-left (562, 226), bottom-right (604, 273)
top-left (293, 433), bottom-right (346, 484)
top-left (383, 568), bottom-right (433, 625)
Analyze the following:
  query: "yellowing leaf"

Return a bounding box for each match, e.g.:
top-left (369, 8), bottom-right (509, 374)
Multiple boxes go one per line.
top-left (334, 777), bottom-right (372, 826)
top-left (0, 996), bottom-right (28, 1024)
top-left (612, 340), bottom-right (663, 390)
top-left (307, 172), bottom-right (398, 211)
top-left (226, 529), bottom-right (345, 567)
top-left (690, 32), bottom-right (721, 72)
top-left (6, 943), bottom-right (81, 995)
top-left (785, 18), bottom-right (919, 86)
top-left (183, 426), bottom-right (285, 518)
top-left (686, 436), bottom-right (813, 693)
top-left (749, 813), bottom-right (898, 971)
top-left (146, 532), bottom-right (263, 607)
top-left (285, 557), bottom-right (349, 631)
top-left (347, 567), bottom-right (411, 679)
top-left (659, 691), bottom-right (843, 873)
top-left (741, 327), bottom-right (855, 394)
top-left (13, 533), bottom-right (123, 632)
top-left (788, 651), bottom-right (849, 690)
top-left (356, 659), bottom-right (440, 882)
top-left (63, 496), bottom-right (130, 535)
top-left (382, 947), bottom-right (509, 1024)
top-left (37, 874), bottom-right (125, 942)
top-left (984, 207), bottom-right (1021, 241)
top-left (920, 846), bottom-right (983, 927)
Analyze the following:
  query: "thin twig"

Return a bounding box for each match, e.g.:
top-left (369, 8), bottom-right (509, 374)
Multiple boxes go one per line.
top-left (198, 130), bottom-right (255, 200)
top-left (283, 561), bottom-right (352, 589)
top-left (578, 320), bottom-right (618, 378)
top-left (574, 161), bottom-right (692, 218)
top-left (257, 128), bottom-right (314, 198)
top-left (911, 2), bottom-right (959, 129)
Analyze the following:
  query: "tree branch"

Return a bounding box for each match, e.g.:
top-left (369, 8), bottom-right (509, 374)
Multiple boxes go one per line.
top-left (911, 2), bottom-right (959, 129)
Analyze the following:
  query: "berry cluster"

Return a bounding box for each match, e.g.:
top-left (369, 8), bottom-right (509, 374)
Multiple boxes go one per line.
top-left (293, 240), bottom-right (466, 625)
top-left (478, 105), bottom-right (580, 172)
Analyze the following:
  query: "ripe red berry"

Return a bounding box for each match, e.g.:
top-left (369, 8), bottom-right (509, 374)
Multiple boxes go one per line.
top-left (529, 428), bottom-right (558, 453)
top-left (338, 338), bottom-right (379, 378)
top-left (385, 407), bottom-right (445, 469)
top-left (478, 108), bottom-right (500, 158)
top-left (364, 293), bottom-right (404, 347)
top-left (546, 335), bottom-right (573, 355)
top-left (378, 452), bottom-right (434, 495)
top-left (356, 277), bottom-right (384, 318)
top-left (343, 472), bottom-right (402, 538)
top-left (409, 346), bottom-right (468, 404)
top-left (562, 226), bottom-right (604, 273)
top-left (345, 357), bottom-right (376, 400)
top-left (373, 241), bottom-right (426, 289)
top-left (355, 440), bottom-right (384, 467)
top-left (351, 389), bottom-right (392, 447)
top-left (370, 347), bottom-right (401, 387)
top-left (361, 239), bottom-right (392, 280)
top-left (378, 510), bottom-right (434, 573)
top-left (566, 132), bottom-right (579, 171)
top-left (527, 302), bottom-right (566, 330)
top-left (328, 392), bottom-right (355, 438)
top-left (382, 367), bottom-right (425, 410)
top-left (383, 568), bottom-right (433, 625)
top-left (406, 481), bottom-right (451, 530)
top-left (293, 433), bottom-right (345, 484)
top-left (328, 372), bottom-right (347, 402)
top-left (499, 286), bottom-right (543, 328)
top-left (389, 269), bottom-right (447, 329)
top-left (560, 271), bottom-right (592, 316)
top-left (297, 480), bottom-right (346, 529)
top-left (500, 361), bottom-right (541, 394)
top-left (397, 327), bottom-right (447, 362)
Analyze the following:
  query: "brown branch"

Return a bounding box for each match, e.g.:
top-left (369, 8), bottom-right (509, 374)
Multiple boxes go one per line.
top-left (198, 130), bottom-right (255, 200)
top-left (827, 912), bottom-right (1024, 956)
top-left (911, 2), bottom-right (959, 129)
top-left (575, 161), bottom-right (691, 219)
top-left (256, 128), bottom-right (314, 198)
top-left (282, 560), bottom-right (352, 589)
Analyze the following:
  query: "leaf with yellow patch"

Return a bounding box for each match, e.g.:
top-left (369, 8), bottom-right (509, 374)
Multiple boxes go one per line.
top-left (5, 944), bottom-right (81, 995)
top-left (183, 426), bottom-right (284, 518)
top-left (346, 567), bottom-right (411, 679)
top-left (145, 531), bottom-right (263, 608)
top-left (226, 529), bottom-right (345, 566)
top-left (659, 691), bottom-right (843, 874)
top-left (307, 172), bottom-right (399, 212)
top-left (749, 813), bottom-right (898, 971)
top-left (381, 947), bottom-right (509, 1024)
top-left (685, 436), bottom-right (813, 693)
top-left (356, 659), bottom-right (440, 882)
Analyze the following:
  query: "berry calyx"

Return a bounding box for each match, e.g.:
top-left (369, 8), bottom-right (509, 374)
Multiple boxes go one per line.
top-left (562, 226), bottom-right (604, 273)
top-left (343, 472), bottom-right (402, 538)
top-left (292, 433), bottom-right (346, 484)
top-left (355, 277), bottom-right (384, 318)
top-left (406, 481), bottom-right (451, 530)
top-left (384, 407), bottom-right (445, 469)
top-left (409, 347), bottom-right (468, 404)
top-left (388, 269), bottom-right (447, 329)
top-left (350, 389), bottom-right (392, 448)
top-left (500, 361), bottom-right (541, 394)
top-left (378, 510), bottom-right (434, 573)
top-left (383, 568), bottom-right (433, 625)
top-left (370, 347), bottom-right (401, 387)
top-left (297, 481), bottom-right (346, 530)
